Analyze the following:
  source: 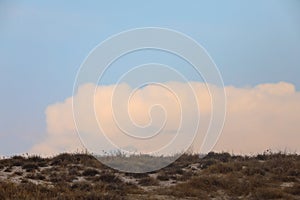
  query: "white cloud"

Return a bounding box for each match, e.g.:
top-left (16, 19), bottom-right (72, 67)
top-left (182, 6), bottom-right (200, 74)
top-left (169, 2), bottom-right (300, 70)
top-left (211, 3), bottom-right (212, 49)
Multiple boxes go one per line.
top-left (215, 82), bottom-right (300, 154)
top-left (29, 82), bottom-right (300, 156)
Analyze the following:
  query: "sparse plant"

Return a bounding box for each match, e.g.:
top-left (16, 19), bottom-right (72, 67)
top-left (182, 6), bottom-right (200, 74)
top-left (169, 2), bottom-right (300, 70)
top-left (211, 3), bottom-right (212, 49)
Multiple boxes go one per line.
top-left (138, 177), bottom-right (159, 186)
top-left (22, 163), bottom-right (39, 172)
top-left (0, 151), bottom-right (299, 199)
top-left (82, 168), bottom-right (99, 176)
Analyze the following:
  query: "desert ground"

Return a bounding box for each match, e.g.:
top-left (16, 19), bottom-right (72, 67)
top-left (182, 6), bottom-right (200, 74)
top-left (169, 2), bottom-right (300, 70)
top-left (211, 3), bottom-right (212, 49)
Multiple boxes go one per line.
top-left (0, 152), bottom-right (299, 199)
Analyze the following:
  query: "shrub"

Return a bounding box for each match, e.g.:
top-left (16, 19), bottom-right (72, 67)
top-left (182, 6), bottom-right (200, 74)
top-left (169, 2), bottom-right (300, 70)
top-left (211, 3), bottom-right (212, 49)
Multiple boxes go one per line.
top-left (284, 183), bottom-right (300, 195)
top-left (99, 173), bottom-right (122, 184)
top-left (13, 171), bottom-right (23, 176)
top-left (26, 173), bottom-right (46, 180)
top-left (200, 159), bottom-right (217, 169)
top-left (4, 167), bottom-right (12, 172)
top-left (71, 182), bottom-right (93, 191)
top-left (254, 187), bottom-right (286, 199)
top-left (82, 168), bottom-right (99, 176)
top-left (242, 166), bottom-right (265, 176)
top-left (68, 167), bottom-right (81, 176)
top-left (22, 163), bottom-right (39, 172)
top-left (27, 155), bottom-right (45, 162)
top-left (174, 154), bottom-right (200, 167)
top-left (207, 163), bottom-right (234, 174)
top-left (157, 172), bottom-right (170, 181)
top-left (178, 171), bottom-right (193, 181)
top-left (125, 172), bottom-right (148, 179)
top-left (138, 177), bottom-right (159, 186)
top-left (204, 152), bottom-right (231, 162)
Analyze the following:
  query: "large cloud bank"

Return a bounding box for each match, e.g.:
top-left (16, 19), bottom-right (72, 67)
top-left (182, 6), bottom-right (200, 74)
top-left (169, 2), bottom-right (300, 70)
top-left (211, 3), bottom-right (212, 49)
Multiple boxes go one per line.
top-left (30, 82), bottom-right (300, 156)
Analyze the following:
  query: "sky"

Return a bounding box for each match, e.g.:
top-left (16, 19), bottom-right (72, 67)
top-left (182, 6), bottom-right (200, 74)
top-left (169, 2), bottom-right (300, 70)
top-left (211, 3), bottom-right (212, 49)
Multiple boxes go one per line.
top-left (0, 0), bottom-right (300, 156)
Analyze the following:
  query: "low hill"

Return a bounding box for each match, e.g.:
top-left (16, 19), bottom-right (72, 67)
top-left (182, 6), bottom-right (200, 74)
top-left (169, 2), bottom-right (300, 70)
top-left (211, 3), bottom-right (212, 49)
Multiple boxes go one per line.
top-left (0, 152), bottom-right (299, 199)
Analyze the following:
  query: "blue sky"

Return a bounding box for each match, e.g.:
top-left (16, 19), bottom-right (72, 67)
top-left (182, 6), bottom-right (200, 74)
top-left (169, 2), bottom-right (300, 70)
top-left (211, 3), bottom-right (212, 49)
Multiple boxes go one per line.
top-left (0, 0), bottom-right (300, 155)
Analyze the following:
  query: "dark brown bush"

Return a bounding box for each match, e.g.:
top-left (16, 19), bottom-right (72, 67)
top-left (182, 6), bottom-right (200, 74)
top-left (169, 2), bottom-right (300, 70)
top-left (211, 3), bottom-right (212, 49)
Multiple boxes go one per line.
top-left (25, 173), bottom-right (46, 180)
top-left (22, 163), bottom-right (39, 172)
top-left (138, 177), bottom-right (159, 186)
top-left (99, 173), bottom-right (122, 183)
top-left (82, 168), bottom-right (99, 176)
top-left (204, 152), bottom-right (231, 162)
top-left (254, 187), bottom-right (286, 199)
top-left (124, 172), bottom-right (149, 179)
top-left (157, 172), bottom-right (170, 181)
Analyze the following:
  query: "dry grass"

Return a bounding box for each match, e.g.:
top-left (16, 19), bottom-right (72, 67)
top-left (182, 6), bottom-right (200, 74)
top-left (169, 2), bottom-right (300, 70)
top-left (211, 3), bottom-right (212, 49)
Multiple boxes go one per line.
top-left (0, 151), bottom-right (299, 199)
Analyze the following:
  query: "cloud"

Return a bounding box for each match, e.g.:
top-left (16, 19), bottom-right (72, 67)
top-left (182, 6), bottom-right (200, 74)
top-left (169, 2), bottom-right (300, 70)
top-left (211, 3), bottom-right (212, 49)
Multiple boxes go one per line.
top-left (215, 82), bottom-right (300, 154)
top-left (29, 81), bottom-right (300, 156)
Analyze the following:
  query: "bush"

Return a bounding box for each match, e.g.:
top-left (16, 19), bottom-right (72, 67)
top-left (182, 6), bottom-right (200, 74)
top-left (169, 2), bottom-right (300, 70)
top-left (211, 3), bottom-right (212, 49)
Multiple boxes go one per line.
top-left (157, 172), bottom-right (170, 181)
top-left (199, 159), bottom-right (217, 169)
top-left (22, 163), bottom-right (39, 172)
top-left (254, 187), bottom-right (286, 199)
top-left (204, 152), bottom-right (231, 162)
top-left (4, 167), bottom-right (12, 172)
top-left (27, 155), bottom-right (45, 162)
top-left (13, 171), bottom-right (23, 176)
top-left (82, 168), bottom-right (99, 176)
top-left (26, 173), bottom-right (46, 180)
top-left (242, 166), bottom-right (265, 176)
top-left (125, 172), bottom-right (148, 179)
top-left (138, 177), bottom-right (159, 186)
top-left (284, 183), bottom-right (300, 195)
top-left (99, 173), bottom-right (122, 184)
top-left (207, 163), bottom-right (234, 174)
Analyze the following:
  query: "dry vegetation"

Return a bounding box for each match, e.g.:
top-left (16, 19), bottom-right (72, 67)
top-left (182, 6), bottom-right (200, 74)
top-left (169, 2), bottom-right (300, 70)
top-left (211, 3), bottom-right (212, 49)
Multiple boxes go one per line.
top-left (0, 152), bottom-right (299, 199)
